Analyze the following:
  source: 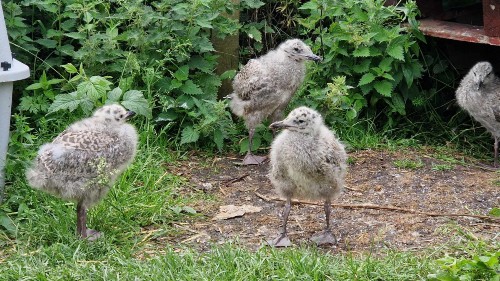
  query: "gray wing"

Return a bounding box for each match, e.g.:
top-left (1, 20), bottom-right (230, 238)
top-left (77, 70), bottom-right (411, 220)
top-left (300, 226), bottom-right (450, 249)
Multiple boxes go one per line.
top-left (53, 130), bottom-right (117, 151)
top-left (233, 59), bottom-right (273, 101)
top-left (38, 130), bottom-right (119, 177)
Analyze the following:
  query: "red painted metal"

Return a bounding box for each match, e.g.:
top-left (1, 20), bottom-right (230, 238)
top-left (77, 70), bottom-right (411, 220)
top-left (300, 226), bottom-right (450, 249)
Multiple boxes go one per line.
top-left (483, 0), bottom-right (500, 37)
top-left (418, 18), bottom-right (500, 46)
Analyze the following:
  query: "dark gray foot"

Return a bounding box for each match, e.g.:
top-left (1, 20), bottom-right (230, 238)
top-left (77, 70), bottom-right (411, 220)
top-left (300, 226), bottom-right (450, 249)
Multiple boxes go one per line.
top-left (267, 234), bottom-right (292, 247)
top-left (84, 229), bottom-right (103, 241)
top-left (310, 230), bottom-right (337, 246)
top-left (242, 154), bottom-right (267, 165)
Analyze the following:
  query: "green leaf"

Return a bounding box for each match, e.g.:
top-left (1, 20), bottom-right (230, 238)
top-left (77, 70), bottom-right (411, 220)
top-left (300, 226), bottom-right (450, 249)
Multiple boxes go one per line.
top-left (387, 44), bottom-right (404, 61)
top-left (214, 128), bottom-right (224, 151)
top-left (299, 2), bottom-right (318, 10)
top-left (243, 0), bottom-right (265, 9)
top-left (107, 87), bottom-right (123, 102)
top-left (353, 46), bottom-right (370, 57)
top-left (174, 66), bottom-right (190, 81)
top-left (48, 92), bottom-right (93, 114)
top-left (181, 206), bottom-right (197, 214)
top-left (352, 59), bottom-right (371, 74)
top-left (378, 57), bottom-right (393, 72)
top-left (121, 90), bottom-right (151, 118)
top-left (220, 70), bottom-right (237, 80)
top-left (156, 111), bottom-right (179, 122)
top-left (180, 80), bottom-right (203, 95)
top-left (26, 83), bottom-right (43, 90)
top-left (35, 38), bottom-right (57, 48)
top-left (0, 212), bottom-right (16, 235)
top-left (246, 25), bottom-right (262, 42)
top-left (489, 207), bottom-right (500, 217)
top-left (373, 80), bottom-right (393, 97)
top-left (62, 63), bottom-right (78, 74)
top-left (180, 126), bottom-right (200, 145)
top-left (358, 73), bottom-right (375, 86)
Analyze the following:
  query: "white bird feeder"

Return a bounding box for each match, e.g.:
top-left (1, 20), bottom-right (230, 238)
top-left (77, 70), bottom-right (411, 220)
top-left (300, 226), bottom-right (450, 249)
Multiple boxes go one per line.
top-left (0, 1), bottom-right (30, 201)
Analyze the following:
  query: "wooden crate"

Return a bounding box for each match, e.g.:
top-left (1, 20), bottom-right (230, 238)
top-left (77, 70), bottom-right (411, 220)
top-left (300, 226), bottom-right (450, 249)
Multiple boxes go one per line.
top-left (483, 0), bottom-right (500, 37)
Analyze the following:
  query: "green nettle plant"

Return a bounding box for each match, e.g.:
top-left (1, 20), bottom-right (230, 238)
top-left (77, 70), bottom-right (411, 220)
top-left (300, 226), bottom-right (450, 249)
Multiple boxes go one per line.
top-left (296, 0), bottom-right (425, 128)
top-left (4, 0), bottom-right (246, 149)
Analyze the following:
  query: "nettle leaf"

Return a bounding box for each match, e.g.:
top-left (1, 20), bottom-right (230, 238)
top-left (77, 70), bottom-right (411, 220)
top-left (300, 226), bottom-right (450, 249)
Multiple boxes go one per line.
top-left (373, 80), bottom-right (393, 97)
top-left (358, 73), bottom-right (376, 86)
top-left (107, 87), bottom-right (123, 102)
top-left (174, 66), bottom-right (190, 81)
top-left (180, 80), bottom-right (203, 95)
top-left (193, 37), bottom-right (215, 53)
top-left (352, 59), bottom-right (371, 73)
top-left (121, 90), bottom-right (151, 118)
top-left (378, 57), bottom-right (393, 72)
top-left (353, 46), bottom-right (370, 57)
top-left (180, 126), bottom-right (200, 145)
top-left (387, 44), bottom-right (404, 61)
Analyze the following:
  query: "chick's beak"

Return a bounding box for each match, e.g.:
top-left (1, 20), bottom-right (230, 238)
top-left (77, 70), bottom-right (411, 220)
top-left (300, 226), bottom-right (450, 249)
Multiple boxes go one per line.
top-left (125, 111), bottom-right (136, 119)
top-left (269, 120), bottom-right (293, 130)
top-left (305, 54), bottom-right (322, 62)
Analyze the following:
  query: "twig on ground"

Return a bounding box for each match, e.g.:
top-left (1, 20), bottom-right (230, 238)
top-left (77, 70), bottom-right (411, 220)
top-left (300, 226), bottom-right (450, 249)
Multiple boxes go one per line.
top-left (254, 192), bottom-right (500, 224)
top-left (222, 173), bottom-right (250, 186)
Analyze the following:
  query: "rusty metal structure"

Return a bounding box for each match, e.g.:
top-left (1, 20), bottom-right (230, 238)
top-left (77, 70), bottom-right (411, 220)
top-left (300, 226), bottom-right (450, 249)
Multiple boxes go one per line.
top-left (415, 0), bottom-right (500, 45)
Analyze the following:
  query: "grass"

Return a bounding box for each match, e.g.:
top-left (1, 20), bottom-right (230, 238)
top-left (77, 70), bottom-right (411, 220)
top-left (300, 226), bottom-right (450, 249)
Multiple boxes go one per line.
top-left (1, 120), bottom-right (499, 280)
top-left (393, 159), bottom-right (425, 170)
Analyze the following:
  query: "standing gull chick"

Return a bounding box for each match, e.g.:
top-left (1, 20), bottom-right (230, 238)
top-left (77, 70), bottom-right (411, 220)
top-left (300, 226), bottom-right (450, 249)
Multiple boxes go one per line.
top-left (229, 38), bottom-right (322, 165)
top-left (268, 107), bottom-right (347, 247)
top-left (26, 104), bottom-right (138, 240)
top-left (456, 61), bottom-right (500, 167)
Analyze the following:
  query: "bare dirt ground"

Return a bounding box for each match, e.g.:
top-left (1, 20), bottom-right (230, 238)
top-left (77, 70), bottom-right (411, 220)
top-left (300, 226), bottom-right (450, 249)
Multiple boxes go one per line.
top-left (154, 147), bottom-right (499, 253)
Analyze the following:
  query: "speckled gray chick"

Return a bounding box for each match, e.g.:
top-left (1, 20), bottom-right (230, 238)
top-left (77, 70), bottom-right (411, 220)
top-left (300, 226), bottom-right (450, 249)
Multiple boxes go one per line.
top-left (229, 39), bottom-right (321, 165)
top-left (26, 104), bottom-right (138, 240)
top-left (456, 61), bottom-right (500, 167)
top-left (268, 106), bottom-right (347, 247)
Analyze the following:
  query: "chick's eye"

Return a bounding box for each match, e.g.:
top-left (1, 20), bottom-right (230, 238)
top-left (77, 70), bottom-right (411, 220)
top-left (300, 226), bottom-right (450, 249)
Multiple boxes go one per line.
top-left (119, 114), bottom-right (124, 118)
top-left (298, 119), bottom-right (305, 124)
top-left (294, 47), bottom-right (301, 52)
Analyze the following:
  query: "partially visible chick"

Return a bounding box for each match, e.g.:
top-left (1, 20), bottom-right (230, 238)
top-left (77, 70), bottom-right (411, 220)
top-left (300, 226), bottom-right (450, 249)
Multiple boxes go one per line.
top-left (456, 61), bottom-right (500, 167)
top-left (268, 106), bottom-right (347, 247)
top-left (26, 104), bottom-right (138, 240)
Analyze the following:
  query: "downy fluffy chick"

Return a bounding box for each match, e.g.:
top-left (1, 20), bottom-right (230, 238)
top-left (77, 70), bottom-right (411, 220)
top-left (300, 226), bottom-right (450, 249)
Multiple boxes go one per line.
top-left (229, 39), bottom-right (322, 165)
top-left (268, 106), bottom-right (347, 246)
top-left (26, 104), bottom-right (138, 240)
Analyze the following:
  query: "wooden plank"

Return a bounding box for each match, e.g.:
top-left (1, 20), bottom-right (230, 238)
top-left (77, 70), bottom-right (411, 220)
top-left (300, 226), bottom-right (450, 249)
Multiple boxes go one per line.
top-left (418, 18), bottom-right (500, 46)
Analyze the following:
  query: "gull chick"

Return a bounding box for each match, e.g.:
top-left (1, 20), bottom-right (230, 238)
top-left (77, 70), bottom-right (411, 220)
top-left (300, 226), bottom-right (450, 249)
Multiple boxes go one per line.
top-left (456, 61), bottom-right (500, 167)
top-left (268, 106), bottom-right (347, 247)
top-left (26, 104), bottom-right (138, 240)
top-left (229, 38), bottom-right (322, 165)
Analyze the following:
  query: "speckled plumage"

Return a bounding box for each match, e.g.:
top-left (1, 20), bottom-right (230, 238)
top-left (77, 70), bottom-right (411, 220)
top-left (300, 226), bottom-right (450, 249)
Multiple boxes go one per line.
top-left (267, 106), bottom-right (347, 246)
top-left (229, 39), bottom-right (321, 164)
top-left (26, 104), bottom-right (138, 239)
top-left (456, 61), bottom-right (500, 166)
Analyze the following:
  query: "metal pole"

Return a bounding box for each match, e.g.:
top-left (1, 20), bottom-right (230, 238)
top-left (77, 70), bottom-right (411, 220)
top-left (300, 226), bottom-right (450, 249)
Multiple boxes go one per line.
top-left (0, 0), bottom-right (30, 202)
top-left (0, 82), bottom-right (12, 202)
